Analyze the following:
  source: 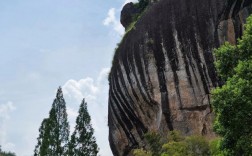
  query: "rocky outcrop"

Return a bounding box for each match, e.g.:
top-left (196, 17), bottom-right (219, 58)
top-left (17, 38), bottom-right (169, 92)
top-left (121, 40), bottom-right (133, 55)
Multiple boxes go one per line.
top-left (108, 0), bottom-right (252, 155)
top-left (120, 2), bottom-right (140, 28)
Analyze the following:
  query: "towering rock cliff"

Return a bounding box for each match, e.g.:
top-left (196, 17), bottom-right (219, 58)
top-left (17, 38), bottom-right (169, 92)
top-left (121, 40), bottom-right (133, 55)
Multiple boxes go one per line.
top-left (108, 0), bottom-right (252, 155)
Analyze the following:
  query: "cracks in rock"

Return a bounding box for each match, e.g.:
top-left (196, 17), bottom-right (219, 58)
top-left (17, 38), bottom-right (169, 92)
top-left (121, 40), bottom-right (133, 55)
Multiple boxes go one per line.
top-left (180, 104), bottom-right (209, 111)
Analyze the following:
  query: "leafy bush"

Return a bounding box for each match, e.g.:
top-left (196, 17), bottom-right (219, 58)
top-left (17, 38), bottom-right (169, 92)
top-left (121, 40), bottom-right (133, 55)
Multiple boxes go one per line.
top-left (209, 138), bottom-right (227, 156)
top-left (133, 131), bottom-right (224, 156)
top-left (212, 15), bottom-right (252, 155)
top-left (185, 136), bottom-right (210, 156)
top-left (162, 141), bottom-right (187, 156)
top-left (133, 148), bottom-right (152, 156)
top-left (125, 0), bottom-right (149, 31)
top-left (144, 131), bottom-right (163, 156)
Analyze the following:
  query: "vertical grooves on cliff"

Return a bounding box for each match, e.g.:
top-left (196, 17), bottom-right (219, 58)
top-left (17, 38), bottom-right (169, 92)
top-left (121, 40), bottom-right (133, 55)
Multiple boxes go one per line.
top-left (112, 68), bottom-right (148, 137)
top-left (151, 29), bottom-right (174, 131)
top-left (108, 0), bottom-right (252, 155)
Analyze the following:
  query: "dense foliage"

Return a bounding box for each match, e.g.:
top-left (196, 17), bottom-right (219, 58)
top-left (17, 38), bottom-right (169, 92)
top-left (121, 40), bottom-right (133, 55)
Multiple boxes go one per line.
top-left (125, 0), bottom-right (149, 32)
top-left (133, 131), bottom-right (224, 156)
top-left (212, 15), bottom-right (252, 155)
top-left (34, 87), bottom-right (70, 156)
top-left (68, 99), bottom-right (99, 156)
top-left (144, 131), bottom-right (163, 156)
top-left (34, 87), bottom-right (98, 156)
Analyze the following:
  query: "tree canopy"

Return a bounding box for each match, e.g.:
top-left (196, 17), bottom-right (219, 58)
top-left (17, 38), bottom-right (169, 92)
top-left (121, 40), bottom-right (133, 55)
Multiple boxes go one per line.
top-left (133, 131), bottom-right (223, 156)
top-left (34, 87), bottom-right (70, 156)
top-left (212, 15), bottom-right (252, 155)
top-left (68, 99), bottom-right (99, 156)
top-left (34, 88), bottom-right (99, 156)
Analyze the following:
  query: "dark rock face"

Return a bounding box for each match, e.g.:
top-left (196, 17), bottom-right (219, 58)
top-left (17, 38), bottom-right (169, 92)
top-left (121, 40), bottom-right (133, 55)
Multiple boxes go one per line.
top-left (120, 2), bottom-right (140, 28)
top-left (108, 0), bottom-right (252, 155)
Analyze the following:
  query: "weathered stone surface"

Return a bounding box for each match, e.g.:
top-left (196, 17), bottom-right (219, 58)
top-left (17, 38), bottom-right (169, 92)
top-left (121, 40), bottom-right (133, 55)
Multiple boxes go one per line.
top-left (108, 0), bottom-right (252, 155)
top-left (120, 2), bottom-right (140, 29)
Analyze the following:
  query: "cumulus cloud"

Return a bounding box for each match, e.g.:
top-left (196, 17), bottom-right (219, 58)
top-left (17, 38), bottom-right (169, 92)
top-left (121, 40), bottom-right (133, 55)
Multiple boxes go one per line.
top-left (63, 68), bottom-right (109, 103)
top-left (103, 0), bottom-right (139, 35)
top-left (63, 77), bottom-right (98, 102)
top-left (0, 101), bottom-right (16, 152)
top-left (62, 68), bottom-right (112, 155)
top-left (103, 8), bottom-right (124, 35)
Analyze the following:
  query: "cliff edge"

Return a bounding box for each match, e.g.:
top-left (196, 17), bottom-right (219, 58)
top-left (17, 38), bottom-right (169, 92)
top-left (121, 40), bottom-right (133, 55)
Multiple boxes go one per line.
top-left (108, 0), bottom-right (252, 155)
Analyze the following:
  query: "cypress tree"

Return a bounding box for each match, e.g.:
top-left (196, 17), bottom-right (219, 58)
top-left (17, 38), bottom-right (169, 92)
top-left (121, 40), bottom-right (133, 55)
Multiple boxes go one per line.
top-left (68, 99), bottom-right (99, 156)
top-left (34, 118), bottom-right (50, 156)
top-left (34, 87), bottom-right (70, 156)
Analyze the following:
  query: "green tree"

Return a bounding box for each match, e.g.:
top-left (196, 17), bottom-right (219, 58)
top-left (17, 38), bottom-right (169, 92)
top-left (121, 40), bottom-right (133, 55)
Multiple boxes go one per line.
top-left (34, 87), bottom-right (70, 156)
top-left (185, 136), bottom-right (210, 156)
top-left (209, 138), bottom-right (227, 156)
top-left (34, 118), bottom-right (50, 156)
top-left (68, 99), bottom-right (99, 156)
top-left (134, 131), bottom-right (213, 156)
top-left (212, 15), bottom-right (252, 155)
top-left (162, 131), bottom-right (210, 156)
top-left (162, 141), bottom-right (187, 156)
top-left (144, 131), bottom-right (163, 156)
top-left (133, 148), bottom-right (152, 156)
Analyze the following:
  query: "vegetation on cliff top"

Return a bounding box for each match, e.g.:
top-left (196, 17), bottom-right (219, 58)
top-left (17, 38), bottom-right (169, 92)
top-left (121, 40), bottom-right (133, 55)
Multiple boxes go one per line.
top-left (125, 0), bottom-right (149, 32)
top-left (109, 0), bottom-right (150, 79)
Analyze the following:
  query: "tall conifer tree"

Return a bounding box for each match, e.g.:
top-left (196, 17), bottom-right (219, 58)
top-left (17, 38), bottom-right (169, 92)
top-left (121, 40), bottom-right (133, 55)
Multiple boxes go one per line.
top-left (68, 99), bottom-right (99, 156)
top-left (34, 87), bottom-right (70, 156)
top-left (34, 118), bottom-right (50, 156)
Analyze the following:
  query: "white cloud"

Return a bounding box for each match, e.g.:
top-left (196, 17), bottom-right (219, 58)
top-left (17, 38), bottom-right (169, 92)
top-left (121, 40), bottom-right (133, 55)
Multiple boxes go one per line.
top-left (103, 8), bottom-right (124, 35)
top-left (103, 8), bottom-right (117, 26)
top-left (63, 68), bottom-right (109, 103)
top-left (0, 101), bottom-right (16, 152)
top-left (63, 77), bottom-right (98, 102)
top-left (63, 68), bottom-right (112, 155)
top-left (103, 0), bottom-right (139, 35)
top-left (0, 102), bottom-right (15, 119)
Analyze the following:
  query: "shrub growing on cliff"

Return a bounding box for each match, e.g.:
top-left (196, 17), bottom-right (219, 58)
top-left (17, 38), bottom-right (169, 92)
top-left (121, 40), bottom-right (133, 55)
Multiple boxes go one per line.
top-left (133, 131), bottom-right (223, 156)
top-left (125, 0), bottom-right (149, 32)
top-left (162, 134), bottom-right (211, 156)
top-left (133, 148), bottom-right (152, 156)
top-left (144, 131), bottom-right (164, 156)
top-left (212, 14), bottom-right (252, 155)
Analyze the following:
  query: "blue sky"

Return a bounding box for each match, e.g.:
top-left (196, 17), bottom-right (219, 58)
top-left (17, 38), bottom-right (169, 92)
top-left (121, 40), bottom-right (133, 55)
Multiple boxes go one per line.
top-left (0, 0), bottom-right (137, 155)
